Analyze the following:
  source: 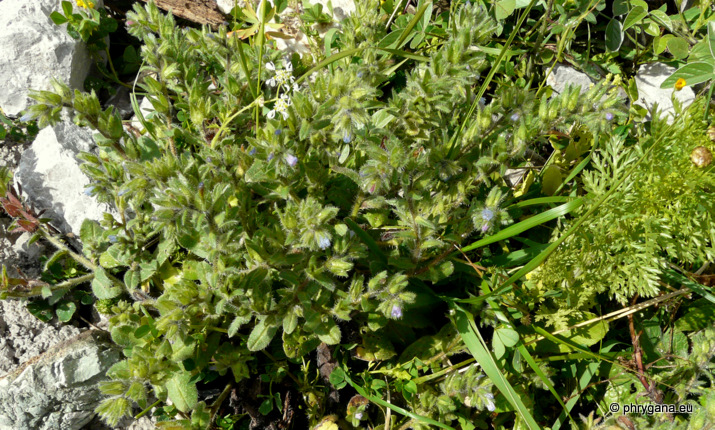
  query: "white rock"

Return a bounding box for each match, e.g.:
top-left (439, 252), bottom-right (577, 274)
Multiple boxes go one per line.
top-left (0, 0), bottom-right (94, 116)
top-left (274, 0), bottom-right (355, 58)
top-left (545, 64), bottom-right (595, 95)
top-left (0, 330), bottom-right (121, 430)
top-left (14, 121), bottom-right (114, 236)
top-left (312, 0), bottom-right (356, 21)
top-left (634, 62), bottom-right (695, 123)
top-left (215, 0), bottom-right (247, 15)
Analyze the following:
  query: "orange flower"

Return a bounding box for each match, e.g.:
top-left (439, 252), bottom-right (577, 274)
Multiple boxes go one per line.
top-left (675, 78), bottom-right (687, 91)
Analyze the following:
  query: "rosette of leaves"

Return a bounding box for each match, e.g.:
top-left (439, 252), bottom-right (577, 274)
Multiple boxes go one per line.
top-left (21, 0), bottom-right (627, 427)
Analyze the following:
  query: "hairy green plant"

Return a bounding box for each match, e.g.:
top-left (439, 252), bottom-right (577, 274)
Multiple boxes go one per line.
top-left (11, 0), bottom-right (637, 428)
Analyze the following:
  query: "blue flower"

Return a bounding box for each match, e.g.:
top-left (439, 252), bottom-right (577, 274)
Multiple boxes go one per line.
top-left (317, 235), bottom-right (331, 249)
top-left (357, 71), bottom-right (364, 78)
top-left (483, 392), bottom-right (495, 412)
top-left (510, 113), bottom-right (520, 122)
top-left (249, 148), bottom-right (257, 156)
top-left (481, 208), bottom-right (495, 222)
top-left (275, 129), bottom-right (282, 136)
top-left (391, 305), bottom-right (403, 319)
top-left (343, 132), bottom-right (352, 144)
top-left (605, 112), bottom-right (614, 121)
top-left (83, 185), bottom-right (95, 196)
top-left (19, 113), bottom-right (34, 122)
top-left (285, 154), bottom-right (298, 167)
top-left (267, 153), bottom-right (274, 161)
top-left (108, 235), bottom-right (118, 243)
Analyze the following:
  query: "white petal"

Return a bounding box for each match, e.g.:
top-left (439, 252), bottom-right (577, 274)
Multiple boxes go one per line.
top-left (267, 110), bottom-right (276, 119)
top-left (285, 61), bottom-right (293, 71)
top-left (281, 111), bottom-right (289, 120)
top-left (266, 62), bottom-right (275, 71)
top-left (267, 78), bottom-right (276, 87)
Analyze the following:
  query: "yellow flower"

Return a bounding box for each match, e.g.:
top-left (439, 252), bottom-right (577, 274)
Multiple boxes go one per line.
top-left (76, 0), bottom-right (95, 9)
top-left (675, 78), bottom-right (686, 91)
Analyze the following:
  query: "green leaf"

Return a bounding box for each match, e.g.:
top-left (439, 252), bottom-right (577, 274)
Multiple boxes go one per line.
top-left (228, 314), bottom-right (252, 337)
top-left (451, 305), bottom-right (540, 429)
top-left (341, 369), bottom-right (456, 429)
top-left (316, 322), bottom-right (341, 345)
top-left (605, 19), bottom-right (623, 52)
top-left (50, 11), bottom-right (69, 25)
top-left (166, 371), bottom-right (198, 413)
top-left (55, 300), bottom-right (76, 322)
top-left (395, 1), bottom-right (432, 49)
top-left (612, 0), bottom-right (628, 15)
top-left (623, 6), bottom-right (647, 32)
top-left (649, 10), bottom-right (672, 32)
top-left (675, 301), bottom-right (715, 331)
top-left (541, 165), bottom-right (562, 196)
top-left (653, 34), bottom-right (674, 55)
top-left (494, 0), bottom-right (516, 20)
top-left (247, 318), bottom-right (278, 351)
top-left (709, 21), bottom-right (715, 59)
top-left (80, 219), bottom-right (104, 247)
top-left (660, 62), bottom-right (714, 89)
top-left (92, 267), bottom-right (123, 299)
top-left (495, 327), bottom-right (520, 347)
top-left (61, 1), bottom-right (73, 17)
top-left (666, 37), bottom-right (690, 60)
top-left (461, 199), bottom-right (584, 252)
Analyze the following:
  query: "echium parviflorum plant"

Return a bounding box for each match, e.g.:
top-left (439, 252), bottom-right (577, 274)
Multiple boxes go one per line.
top-left (16, 0), bottom-right (627, 427)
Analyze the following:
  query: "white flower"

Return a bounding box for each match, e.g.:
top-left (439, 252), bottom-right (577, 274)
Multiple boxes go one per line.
top-left (266, 60), bottom-right (297, 92)
top-left (267, 94), bottom-right (292, 120)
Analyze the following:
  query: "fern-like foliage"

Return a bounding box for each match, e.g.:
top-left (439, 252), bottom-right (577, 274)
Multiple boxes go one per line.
top-left (526, 101), bottom-right (715, 329)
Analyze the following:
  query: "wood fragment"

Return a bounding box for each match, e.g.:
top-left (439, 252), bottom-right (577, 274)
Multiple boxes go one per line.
top-left (141, 0), bottom-right (228, 28)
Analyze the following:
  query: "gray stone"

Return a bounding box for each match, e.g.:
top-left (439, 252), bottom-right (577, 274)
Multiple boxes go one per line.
top-left (14, 121), bottom-right (114, 236)
top-left (634, 62), bottom-right (695, 123)
top-left (0, 330), bottom-right (121, 430)
top-left (545, 64), bottom-right (595, 95)
top-left (0, 300), bottom-right (81, 376)
top-left (0, 0), bottom-right (93, 116)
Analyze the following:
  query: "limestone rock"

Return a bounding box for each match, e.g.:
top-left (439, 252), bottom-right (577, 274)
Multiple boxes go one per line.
top-left (545, 64), bottom-right (595, 95)
top-left (634, 62), bottom-right (695, 123)
top-left (0, 0), bottom-right (93, 116)
top-left (0, 330), bottom-right (121, 430)
top-left (14, 121), bottom-right (114, 236)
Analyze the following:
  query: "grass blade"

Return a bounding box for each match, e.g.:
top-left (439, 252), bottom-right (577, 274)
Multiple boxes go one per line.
top-left (452, 304), bottom-right (541, 430)
top-left (340, 369), bottom-right (456, 429)
top-left (460, 198), bottom-right (584, 253)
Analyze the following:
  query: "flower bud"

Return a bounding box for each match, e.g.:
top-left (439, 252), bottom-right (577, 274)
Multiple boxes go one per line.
top-left (691, 146), bottom-right (713, 168)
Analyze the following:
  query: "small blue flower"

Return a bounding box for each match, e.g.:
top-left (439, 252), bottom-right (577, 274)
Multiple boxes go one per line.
top-left (357, 71), bottom-right (364, 78)
top-left (108, 235), bottom-right (118, 243)
top-left (510, 113), bottom-right (520, 122)
top-left (83, 185), bottom-right (95, 196)
top-left (483, 392), bottom-right (495, 412)
top-left (285, 154), bottom-right (298, 167)
top-left (275, 129), bottom-right (282, 136)
top-left (317, 235), bottom-right (331, 249)
top-left (249, 148), bottom-right (257, 156)
top-left (267, 153), bottom-right (274, 161)
top-left (343, 132), bottom-right (352, 144)
top-left (481, 208), bottom-right (495, 222)
top-left (391, 305), bottom-right (403, 319)
top-left (19, 113), bottom-right (34, 122)
top-left (605, 112), bottom-right (614, 121)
